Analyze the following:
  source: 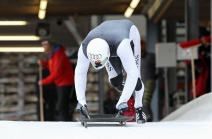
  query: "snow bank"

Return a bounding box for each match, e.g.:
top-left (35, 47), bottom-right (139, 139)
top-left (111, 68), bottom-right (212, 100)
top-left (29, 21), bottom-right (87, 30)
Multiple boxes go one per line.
top-left (162, 93), bottom-right (212, 121)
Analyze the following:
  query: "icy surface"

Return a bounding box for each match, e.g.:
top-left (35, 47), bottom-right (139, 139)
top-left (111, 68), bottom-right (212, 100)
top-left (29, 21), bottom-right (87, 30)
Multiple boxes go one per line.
top-left (0, 93), bottom-right (212, 139)
top-left (0, 121), bottom-right (211, 139)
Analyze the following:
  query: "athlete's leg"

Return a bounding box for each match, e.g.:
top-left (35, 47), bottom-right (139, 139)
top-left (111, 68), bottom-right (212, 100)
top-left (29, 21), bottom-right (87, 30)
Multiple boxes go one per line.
top-left (129, 25), bottom-right (146, 123)
top-left (129, 25), bottom-right (145, 108)
top-left (105, 57), bottom-right (123, 90)
top-left (106, 57), bottom-right (131, 115)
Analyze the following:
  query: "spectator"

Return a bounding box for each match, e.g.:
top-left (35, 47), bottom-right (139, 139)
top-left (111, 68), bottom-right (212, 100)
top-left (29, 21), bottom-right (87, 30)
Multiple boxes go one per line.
top-left (38, 39), bottom-right (75, 121)
top-left (124, 95), bottom-right (136, 122)
top-left (104, 89), bottom-right (118, 114)
top-left (141, 39), bottom-right (156, 122)
top-left (35, 68), bottom-right (57, 121)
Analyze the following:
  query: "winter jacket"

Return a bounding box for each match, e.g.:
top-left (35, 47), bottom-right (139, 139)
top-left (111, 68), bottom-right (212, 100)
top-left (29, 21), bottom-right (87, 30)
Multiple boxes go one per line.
top-left (41, 45), bottom-right (75, 86)
top-left (124, 96), bottom-right (136, 122)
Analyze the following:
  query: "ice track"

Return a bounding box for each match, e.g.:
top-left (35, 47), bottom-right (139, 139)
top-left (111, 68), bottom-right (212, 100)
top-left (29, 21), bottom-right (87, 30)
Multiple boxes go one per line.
top-left (0, 93), bottom-right (212, 139)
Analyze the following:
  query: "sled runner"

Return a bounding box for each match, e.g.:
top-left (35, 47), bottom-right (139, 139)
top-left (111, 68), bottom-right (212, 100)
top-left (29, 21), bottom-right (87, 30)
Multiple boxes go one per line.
top-left (76, 114), bottom-right (134, 128)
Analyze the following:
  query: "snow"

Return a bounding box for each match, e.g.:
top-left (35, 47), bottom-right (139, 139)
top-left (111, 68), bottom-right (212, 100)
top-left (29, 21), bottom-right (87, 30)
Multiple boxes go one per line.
top-left (162, 93), bottom-right (212, 122)
top-left (173, 103), bottom-right (212, 121)
top-left (0, 121), bottom-right (211, 139)
top-left (0, 93), bottom-right (212, 139)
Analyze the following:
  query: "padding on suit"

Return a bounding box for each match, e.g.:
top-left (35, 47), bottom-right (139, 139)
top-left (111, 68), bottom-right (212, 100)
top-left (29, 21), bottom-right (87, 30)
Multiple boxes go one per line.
top-left (135, 78), bottom-right (142, 91)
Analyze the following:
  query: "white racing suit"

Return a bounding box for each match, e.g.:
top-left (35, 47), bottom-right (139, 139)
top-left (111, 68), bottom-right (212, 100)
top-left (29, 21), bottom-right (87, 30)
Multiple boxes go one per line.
top-left (75, 19), bottom-right (144, 109)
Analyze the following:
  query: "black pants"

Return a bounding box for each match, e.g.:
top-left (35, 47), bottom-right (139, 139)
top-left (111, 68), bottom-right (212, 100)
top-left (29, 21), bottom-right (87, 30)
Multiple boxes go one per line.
top-left (43, 87), bottom-right (57, 121)
top-left (56, 85), bottom-right (74, 121)
top-left (37, 85), bottom-right (57, 121)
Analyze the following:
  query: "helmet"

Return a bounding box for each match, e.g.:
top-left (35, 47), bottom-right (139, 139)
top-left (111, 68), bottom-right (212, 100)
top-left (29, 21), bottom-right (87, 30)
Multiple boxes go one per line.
top-left (87, 38), bottom-right (110, 70)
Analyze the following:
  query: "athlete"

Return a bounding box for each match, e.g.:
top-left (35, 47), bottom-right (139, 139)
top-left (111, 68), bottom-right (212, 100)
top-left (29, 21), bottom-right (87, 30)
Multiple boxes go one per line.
top-left (75, 19), bottom-right (146, 123)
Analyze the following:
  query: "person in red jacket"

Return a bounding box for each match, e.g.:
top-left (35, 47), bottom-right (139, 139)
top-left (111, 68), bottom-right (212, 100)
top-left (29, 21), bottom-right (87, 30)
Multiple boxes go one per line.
top-left (38, 39), bottom-right (75, 121)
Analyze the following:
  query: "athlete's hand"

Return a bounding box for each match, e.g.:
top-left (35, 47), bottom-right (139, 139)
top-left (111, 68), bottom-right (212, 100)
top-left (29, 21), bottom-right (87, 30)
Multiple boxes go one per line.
top-left (38, 80), bottom-right (42, 85)
top-left (37, 59), bottom-right (42, 65)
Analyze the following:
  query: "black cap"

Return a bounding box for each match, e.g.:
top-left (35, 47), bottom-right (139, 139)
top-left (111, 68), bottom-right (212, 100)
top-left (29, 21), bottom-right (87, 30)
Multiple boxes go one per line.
top-left (41, 39), bottom-right (56, 46)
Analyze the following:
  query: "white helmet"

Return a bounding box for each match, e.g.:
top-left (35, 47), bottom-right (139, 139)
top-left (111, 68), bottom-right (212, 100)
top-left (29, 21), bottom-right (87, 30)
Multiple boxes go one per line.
top-left (87, 38), bottom-right (110, 70)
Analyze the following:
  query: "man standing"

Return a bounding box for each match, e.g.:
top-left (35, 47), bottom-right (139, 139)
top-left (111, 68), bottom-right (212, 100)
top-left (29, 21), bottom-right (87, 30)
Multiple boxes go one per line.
top-left (75, 19), bottom-right (146, 124)
top-left (38, 40), bottom-right (75, 121)
top-left (141, 39), bottom-right (156, 122)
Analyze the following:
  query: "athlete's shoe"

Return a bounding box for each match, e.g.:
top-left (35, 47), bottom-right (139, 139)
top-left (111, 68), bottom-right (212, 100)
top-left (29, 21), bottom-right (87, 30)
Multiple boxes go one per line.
top-left (115, 102), bottom-right (128, 118)
top-left (135, 107), bottom-right (146, 124)
top-left (76, 103), bottom-right (90, 119)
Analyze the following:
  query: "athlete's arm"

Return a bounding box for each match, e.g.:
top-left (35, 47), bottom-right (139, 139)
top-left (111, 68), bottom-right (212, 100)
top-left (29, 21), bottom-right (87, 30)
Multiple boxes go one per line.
top-left (117, 39), bottom-right (138, 101)
top-left (75, 45), bottom-right (90, 105)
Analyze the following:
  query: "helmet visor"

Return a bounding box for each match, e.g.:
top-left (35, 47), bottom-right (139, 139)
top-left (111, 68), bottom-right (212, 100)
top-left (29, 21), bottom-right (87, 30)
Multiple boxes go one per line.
top-left (90, 57), bottom-right (108, 70)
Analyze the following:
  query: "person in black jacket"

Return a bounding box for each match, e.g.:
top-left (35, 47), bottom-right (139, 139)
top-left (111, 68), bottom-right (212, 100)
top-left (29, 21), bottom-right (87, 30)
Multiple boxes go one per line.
top-left (104, 89), bottom-right (118, 114)
top-left (141, 39), bottom-right (156, 122)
